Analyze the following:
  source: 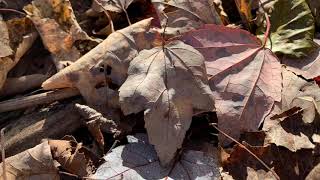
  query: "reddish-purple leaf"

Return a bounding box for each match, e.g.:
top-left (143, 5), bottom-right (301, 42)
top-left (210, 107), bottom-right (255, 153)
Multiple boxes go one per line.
top-left (180, 25), bottom-right (282, 145)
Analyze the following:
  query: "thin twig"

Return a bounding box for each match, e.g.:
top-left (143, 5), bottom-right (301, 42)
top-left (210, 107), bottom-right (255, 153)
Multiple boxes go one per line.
top-left (106, 140), bottom-right (119, 154)
top-left (1, 128), bottom-right (6, 180)
top-left (0, 8), bottom-right (26, 16)
top-left (210, 123), bottom-right (280, 180)
top-left (123, 9), bottom-right (131, 25)
top-left (94, 0), bottom-right (115, 32)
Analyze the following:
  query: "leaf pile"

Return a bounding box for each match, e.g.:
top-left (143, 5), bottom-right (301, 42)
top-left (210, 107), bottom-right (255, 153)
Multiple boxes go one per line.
top-left (0, 0), bottom-right (320, 179)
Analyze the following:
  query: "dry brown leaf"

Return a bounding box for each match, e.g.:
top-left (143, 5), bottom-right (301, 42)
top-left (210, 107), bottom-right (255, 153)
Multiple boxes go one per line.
top-left (119, 40), bottom-right (215, 166)
top-left (92, 0), bottom-right (134, 12)
top-left (0, 140), bottom-right (59, 179)
top-left (282, 39), bottom-right (320, 79)
top-left (306, 162), bottom-right (320, 180)
top-left (152, 0), bottom-right (222, 36)
top-left (0, 16), bottom-right (13, 58)
top-left (262, 68), bottom-right (320, 151)
top-left (42, 18), bottom-right (157, 105)
top-left (24, 0), bottom-right (100, 70)
top-left (179, 24), bottom-right (282, 145)
top-left (222, 141), bottom-right (316, 179)
top-left (0, 17), bottom-right (38, 91)
top-left (48, 136), bottom-right (102, 177)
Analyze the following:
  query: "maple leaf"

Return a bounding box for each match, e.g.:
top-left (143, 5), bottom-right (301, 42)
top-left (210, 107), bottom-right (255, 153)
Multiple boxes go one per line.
top-left (0, 141), bottom-right (59, 179)
top-left (256, 0), bottom-right (315, 57)
top-left (119, 40), bottom-right (215, 166)
top-left (90, 134), bottom-right (220, 179)
top-left (179, 24), bottom-right (282, 145)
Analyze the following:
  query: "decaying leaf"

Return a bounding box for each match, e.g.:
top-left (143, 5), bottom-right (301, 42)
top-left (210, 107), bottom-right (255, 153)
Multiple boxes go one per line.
top-left (48, 136), bottom-right (102, 177)
top-left (119, 40), bottom-right (215, 166)
top-left (234, 0), bottom-right (254, 31)
top-left (42, 18), bottom-right (157, 105)
top-left (0, 140), bottom-right (59, 179)
top-left (90, 134), bottom-right (220, 179)
top-left (222, 141), bottom-right (316, 179)
top-left (0, 17), bottom-right (38, 91)
top-left (152, 0), bottom-right (222, 36)
top-left (282, 39), bottom-right (320, 79)
top-left (262, 68), bottom-right (320, 151)
top-left (24, 0), bottom-right (100, 70)
top-left (0, 16), bottom-right (13, 58)
top-left (180, 25), bottom-right (282, 145)
top-left (257, 0), bottom-right (315, 57)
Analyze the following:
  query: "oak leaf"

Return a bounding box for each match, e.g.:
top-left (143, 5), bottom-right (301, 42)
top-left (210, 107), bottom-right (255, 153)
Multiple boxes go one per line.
top-left (119, 40), bottom-right (215, 166)
top-left (180, 25), bottom-right (282, 145)
top-left (90, 134), bottom-right (220, 179)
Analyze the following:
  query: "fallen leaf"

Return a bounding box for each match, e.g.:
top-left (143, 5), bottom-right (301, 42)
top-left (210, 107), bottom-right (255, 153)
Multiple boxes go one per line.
top-left (269, 68), bottom-right (320, 124)
top-left (48, 136), bottom-right (102, 177)
top-left (24, 0), bottom-right (100, 70)
top-left (152, 0), bottom-right (222, 36)
top-left (90, 134), bottom-right (220, 179)
top-left (119, 40), bottom-right (215, 166)
top-left (306, 162), bottom-right (320, 180)
top-left (0, 16), bottom-right (13, 58)
top-left (42, 18), bottom-right (157, 105)
top-left (256, 0), bottom-right (315, 57)
top-left (0, 140), bottom-right (59, 179)
top-left (222, 141), bottom-right (316, 179)
top-left (179, 24), bottom-right (282, 145)
top-left (0, 17), bottom-right (38, 90)
top-left (262, 68), bottom-right (320, 151)
top-left (282, 39), bottom-right (320, 79)
top-left (92, 0), bottom-right (134, 13)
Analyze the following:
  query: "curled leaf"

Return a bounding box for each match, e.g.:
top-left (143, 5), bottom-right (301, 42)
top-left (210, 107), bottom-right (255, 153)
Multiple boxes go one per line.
top-left (119, 40), bottom-right (215, 166)
top-left (257, 0), bottom-right (315, 57)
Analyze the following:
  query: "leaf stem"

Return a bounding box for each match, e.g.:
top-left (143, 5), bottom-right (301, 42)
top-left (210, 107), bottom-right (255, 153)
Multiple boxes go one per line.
top-left (262, 12), bottom-right (270, 47)
top-left (0, 8), bottom-right (26, 16)
top-left (210, 123), bottom-right (280, 180)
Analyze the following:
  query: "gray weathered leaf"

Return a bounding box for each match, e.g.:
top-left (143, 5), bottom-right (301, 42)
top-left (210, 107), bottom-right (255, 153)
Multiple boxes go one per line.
top-left (119, 41), bottom-right (215, 166)
top-left (90, 134), bottom-right (220, 179)
top-left (93, 0), bottom-right (135, 13)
